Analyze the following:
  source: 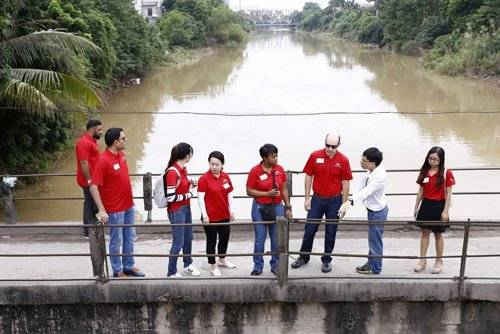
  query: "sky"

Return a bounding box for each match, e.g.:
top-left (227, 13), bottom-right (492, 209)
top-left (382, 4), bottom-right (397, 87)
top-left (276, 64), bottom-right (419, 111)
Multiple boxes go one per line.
top-left (227, 0), bottom-right (369, 11)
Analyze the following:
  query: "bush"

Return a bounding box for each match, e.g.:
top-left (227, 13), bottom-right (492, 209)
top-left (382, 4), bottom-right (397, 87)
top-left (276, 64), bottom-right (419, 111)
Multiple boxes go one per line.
top-left (415, 16), bottom-right (450, 47)
top-left (158, 10), bottom-right (202, 48)
top-left (400, 40), bottom-right (422, 56)
top-left (357, 14), bottom-right (384, 44)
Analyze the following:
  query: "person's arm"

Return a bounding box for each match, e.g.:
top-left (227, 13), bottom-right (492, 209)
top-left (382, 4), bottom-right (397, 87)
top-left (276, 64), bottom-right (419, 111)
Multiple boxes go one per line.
top-left (165, 171), bottom-right (192, 202)
top-left (304, 174), bottom-right (313, 211)
top-left (281, 182), bottom-right (293, 219)
top-left (341, 180), bottom-right (350, 203)
top-left (352, 174), bottom-right (385, 203)
top-left (414, 186), bottom-right (423, 219)
top-left (80, 160), bottom-right (91, 182)
top-left (89, 184), bottom-right (108, 223)
top-left (197, 191), bottom-right (209, 223)
top-left (441, 186), bottom-right (453, 221)
top-left (246, 187), bottom-right (279, 198)
top-left (228, 192), bottom-right (235, 221)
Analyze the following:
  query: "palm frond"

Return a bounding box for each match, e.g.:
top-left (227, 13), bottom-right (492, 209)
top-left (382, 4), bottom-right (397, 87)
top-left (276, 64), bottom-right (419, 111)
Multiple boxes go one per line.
top-left (0, 78), bottom-right (56, 114)
top-left (2, 30), bottom-right (101, 67)
top-left (9, 68), bottom-right (102, 109)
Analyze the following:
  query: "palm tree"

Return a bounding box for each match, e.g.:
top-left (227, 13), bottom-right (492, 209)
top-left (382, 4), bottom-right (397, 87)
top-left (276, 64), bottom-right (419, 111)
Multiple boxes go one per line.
top-left (1, 30), bottom-right (103, 114)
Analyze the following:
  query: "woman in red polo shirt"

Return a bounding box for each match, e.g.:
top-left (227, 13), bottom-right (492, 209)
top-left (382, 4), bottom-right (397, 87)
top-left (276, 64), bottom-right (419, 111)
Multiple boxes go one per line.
top-left (413, 146), bottom-right (455, 274)
top-left (246, 144), bottom-right (293, 276)
top-left (165, 142), bottom-right (200, 278)
top-left (197, 151), bottom-right (237, 276)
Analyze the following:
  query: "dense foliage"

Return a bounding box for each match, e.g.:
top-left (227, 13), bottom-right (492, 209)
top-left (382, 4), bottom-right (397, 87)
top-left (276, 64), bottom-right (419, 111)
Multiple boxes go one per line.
top-left (294, 0), bottom-right (500, 77)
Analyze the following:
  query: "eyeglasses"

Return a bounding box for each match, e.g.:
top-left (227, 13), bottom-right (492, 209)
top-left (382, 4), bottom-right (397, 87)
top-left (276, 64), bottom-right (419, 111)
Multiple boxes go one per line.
top-left (325, 143), bottom-right (339, 149)
top-left (118, 137), bottom-right (127, 142)
top-left (428, 157), bottom-right (440, 161)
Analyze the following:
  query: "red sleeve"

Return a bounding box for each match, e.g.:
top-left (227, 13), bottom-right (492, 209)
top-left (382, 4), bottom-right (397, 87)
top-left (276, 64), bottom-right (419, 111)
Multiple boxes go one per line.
top-left (91, 158), bottom-right (105, 186)
top-left (76, 140), bottom-right (90, 161)
top-left (198, 175), bottom-right (208, 192)
top-left (280, 166), bottom-right (287, 182)
top-left (166, 169), bottom-right (179, 188)
top-left (446, 169), bottom-right (455, 187)
top-left (246, 168), bottom-right (258, 188)
top-left (303, 153), bottom-right (315, 175)
top-left (227, 174), bottom-right (234, 193)
top-left (342, 157), bottom-right (353, 181)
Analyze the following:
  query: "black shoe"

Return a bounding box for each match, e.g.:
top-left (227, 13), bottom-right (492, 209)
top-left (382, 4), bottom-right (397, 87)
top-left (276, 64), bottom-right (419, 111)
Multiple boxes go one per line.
top-left (250, 269), bottom-right (262, 276)
top-left (356, 263), bottom-right (370, 273)
top-left (321, 262), bottom-right (332, 273)
top-left (123, 268), bottom-right (146, 277)
top-left (291, 257), bottom-right (307, 269)
top-left (113, 272), bottom-right (127, 278)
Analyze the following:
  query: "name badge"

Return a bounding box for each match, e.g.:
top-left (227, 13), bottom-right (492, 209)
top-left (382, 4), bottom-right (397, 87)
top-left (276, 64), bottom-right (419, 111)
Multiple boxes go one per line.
top-left (423, 177), bottom-right (429, 183)
top-left (113, 163), bottom-right (120, 171)
top-left (316, 158), bottom-right (324, 164)
top-left (259, 174), bottom-right (268, 181)
top-left (223, 183), bottom-right (230, 189)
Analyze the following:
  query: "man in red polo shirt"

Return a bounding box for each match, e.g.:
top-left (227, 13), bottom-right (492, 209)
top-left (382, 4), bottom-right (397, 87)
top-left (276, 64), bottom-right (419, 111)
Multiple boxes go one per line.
top-left (291, 132), bottom-right (352, 273)
top-left (75, 119), bottom-right (103, 237)
top-left (90, 128), bottom-right (145, 278)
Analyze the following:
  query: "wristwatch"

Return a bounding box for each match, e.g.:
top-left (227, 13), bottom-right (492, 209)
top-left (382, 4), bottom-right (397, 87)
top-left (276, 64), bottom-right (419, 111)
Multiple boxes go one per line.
top-left (285, 205), bottom-right (292, 210)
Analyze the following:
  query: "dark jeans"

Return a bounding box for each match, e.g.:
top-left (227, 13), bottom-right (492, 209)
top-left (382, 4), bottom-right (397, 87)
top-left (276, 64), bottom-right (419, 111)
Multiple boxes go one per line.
top-left (204, 220), bottom-right (230, 264)
top-left (167, 205), bottom-right (193, 276)
top-left (298, 194), bottom-right (342, 264)
top-left (82, 187), bottom-right (97, 236)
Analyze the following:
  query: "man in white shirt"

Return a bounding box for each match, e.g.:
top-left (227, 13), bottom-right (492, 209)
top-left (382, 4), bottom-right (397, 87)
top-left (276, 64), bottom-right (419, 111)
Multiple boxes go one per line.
top-left (339, 147), bottom-right (388, 274)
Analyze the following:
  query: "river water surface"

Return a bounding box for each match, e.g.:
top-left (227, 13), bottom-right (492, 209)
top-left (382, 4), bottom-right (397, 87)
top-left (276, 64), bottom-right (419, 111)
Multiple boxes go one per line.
top-left (14, 30), bottom-right (500, 222)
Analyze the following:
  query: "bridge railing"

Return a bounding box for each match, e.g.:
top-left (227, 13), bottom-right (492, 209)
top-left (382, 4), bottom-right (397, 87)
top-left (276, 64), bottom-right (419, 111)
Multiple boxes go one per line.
top-left (0, 217), bottom-right (499, 300)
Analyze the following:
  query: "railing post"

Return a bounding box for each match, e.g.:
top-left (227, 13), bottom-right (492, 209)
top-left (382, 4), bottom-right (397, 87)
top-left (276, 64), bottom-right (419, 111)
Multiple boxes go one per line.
top-left (458, 218), bottom-right (471, 299)
top-left (277, 216), bottom-right (289, 287)
top-left (0, 177), bottom-right (17, 224)
top-left (143, 172), bottom-right (152, 223)
top-left (89, 222), bottom-right (109, 282)
top-left (286, 171), bottom-right (293, 198)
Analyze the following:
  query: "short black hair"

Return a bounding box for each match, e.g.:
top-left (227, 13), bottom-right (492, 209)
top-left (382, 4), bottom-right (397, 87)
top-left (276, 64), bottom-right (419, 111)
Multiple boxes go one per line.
top-left (363, 147), bottom-right (383, 166)
top-left (104, 127), bottom-right (123, 147)
top-left (259, 144), bottom-right (278, 159)
top-left (208, 151), bottom-right (225, 164)
top-left (86, 119), bottom-right (102, 130)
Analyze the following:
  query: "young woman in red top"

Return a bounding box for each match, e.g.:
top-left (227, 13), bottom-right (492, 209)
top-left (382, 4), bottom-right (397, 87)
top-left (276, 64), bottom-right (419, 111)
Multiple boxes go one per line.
top-left (413, 146), bottom-right (455, 274)
top-left (197, 151), bottom-right (237, 276)
top-left (165, 142), bottom-right (200, 277)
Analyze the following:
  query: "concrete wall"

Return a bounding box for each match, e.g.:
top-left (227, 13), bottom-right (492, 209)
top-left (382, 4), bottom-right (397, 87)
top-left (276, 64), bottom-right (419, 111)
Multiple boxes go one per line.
top-left (1, 280), bottom-right (500, 333)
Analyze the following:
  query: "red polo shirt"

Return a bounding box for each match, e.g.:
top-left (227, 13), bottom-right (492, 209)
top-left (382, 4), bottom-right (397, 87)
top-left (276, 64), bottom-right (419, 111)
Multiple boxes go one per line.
top-left (198, 171), bottom-right (233, 222)
top-left (91, 150), bottom-right (133, 213)
top-left (166, 163), bottom-right (191, 213)
top-left (303, 149), bottom-right (352, 197)
top-left (246, 163), bottom-right (287, 205)
top-left (75, 133), bottom-right (99, 187)
top-left (418, 169), bottom-right (455, 201)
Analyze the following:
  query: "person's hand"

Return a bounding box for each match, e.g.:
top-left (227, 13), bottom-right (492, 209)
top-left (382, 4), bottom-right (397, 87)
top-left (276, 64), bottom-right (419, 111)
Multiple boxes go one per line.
top-left (337, 201), bottom-right (351, 219)
top-left (285, 207), bottom-right (293, 219)
top-left (304, 198), bottom-right (311, 211)
top-left (441, 211), bottom-right (449, 221)
top-left (96, 210), bottom-right (108, 224)
top-left (190, 178), bottom-right (198, 188)
top-left (202, 215), bottom-right (209, 224)
top-left (268, 188), bottom-right (280, 197)
top-left (230, 212), bottom-right (235, 221)
top-left (414, 207), bottom-right (419, 219)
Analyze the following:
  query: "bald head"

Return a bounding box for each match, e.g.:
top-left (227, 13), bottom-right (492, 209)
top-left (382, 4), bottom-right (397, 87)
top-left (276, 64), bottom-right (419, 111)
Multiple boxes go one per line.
top-left (325, 133), bottom-right (340, 146)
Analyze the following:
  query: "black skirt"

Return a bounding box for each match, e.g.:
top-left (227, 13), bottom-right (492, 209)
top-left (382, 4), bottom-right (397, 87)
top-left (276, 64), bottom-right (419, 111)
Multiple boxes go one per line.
top-left (416, 199), bottom-right (449, 233)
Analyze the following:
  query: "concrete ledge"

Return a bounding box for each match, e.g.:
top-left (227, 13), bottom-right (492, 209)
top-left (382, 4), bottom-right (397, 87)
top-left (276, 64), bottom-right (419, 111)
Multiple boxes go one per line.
top-left (1, 279), bottom-right (495, 306)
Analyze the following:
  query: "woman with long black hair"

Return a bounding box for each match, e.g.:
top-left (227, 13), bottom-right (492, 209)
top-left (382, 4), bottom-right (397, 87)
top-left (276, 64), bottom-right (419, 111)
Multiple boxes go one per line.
top-left (413, 146), bottom-right (455, 274)
top-left (165, 142), bottom-right (200, 277)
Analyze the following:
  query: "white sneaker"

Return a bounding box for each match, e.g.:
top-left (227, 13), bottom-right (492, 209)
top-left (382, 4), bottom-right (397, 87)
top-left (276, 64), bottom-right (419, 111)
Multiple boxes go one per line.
top-left (168, 273), bottom-right (182, 278)
top-left (210, 266), bottom-right (222, 276)
top-left (183, 264), bottom-right (201, 276)
top-left (218, 259), bottom-right (237, 269)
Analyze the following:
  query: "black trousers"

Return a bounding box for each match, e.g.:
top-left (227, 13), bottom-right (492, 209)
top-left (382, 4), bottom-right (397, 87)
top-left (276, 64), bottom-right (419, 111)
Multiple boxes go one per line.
top-left (82, 187), bottom-right (98, 236)
top-left (203, 220), bottom-right (230, 264)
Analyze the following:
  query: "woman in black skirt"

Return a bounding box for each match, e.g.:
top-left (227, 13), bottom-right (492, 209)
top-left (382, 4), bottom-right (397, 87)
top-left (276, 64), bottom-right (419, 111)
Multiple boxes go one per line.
top-left (413, 147), bottom-right (455, 274)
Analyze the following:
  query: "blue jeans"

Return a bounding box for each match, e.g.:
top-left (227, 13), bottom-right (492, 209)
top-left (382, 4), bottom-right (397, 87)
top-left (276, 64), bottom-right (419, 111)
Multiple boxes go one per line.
top-left (367, 206), bottom-right (388, 274)
top-left (251, 200), bottom-right (284, 272)
top-left (299, 195), bottom-right (342, 264)
top-left (167, 205), bottom-right (193, 276)
top-left (108, 206), bottom-right (135, 274)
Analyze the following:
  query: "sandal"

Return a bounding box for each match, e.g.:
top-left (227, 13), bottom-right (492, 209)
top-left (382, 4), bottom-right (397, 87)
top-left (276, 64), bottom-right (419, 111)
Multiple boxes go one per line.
top-left (431, 262), bottom-right (443, 274)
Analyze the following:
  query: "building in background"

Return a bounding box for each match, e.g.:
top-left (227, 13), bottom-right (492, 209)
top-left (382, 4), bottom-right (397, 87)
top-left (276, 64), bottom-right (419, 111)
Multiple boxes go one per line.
top-left (133, 0), bottom-right (161, 22)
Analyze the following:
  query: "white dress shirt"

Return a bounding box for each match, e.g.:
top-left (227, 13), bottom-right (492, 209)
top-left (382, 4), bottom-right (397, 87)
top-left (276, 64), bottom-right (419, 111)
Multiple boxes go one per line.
top-left (352, 166), bottom-right (387, 211)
